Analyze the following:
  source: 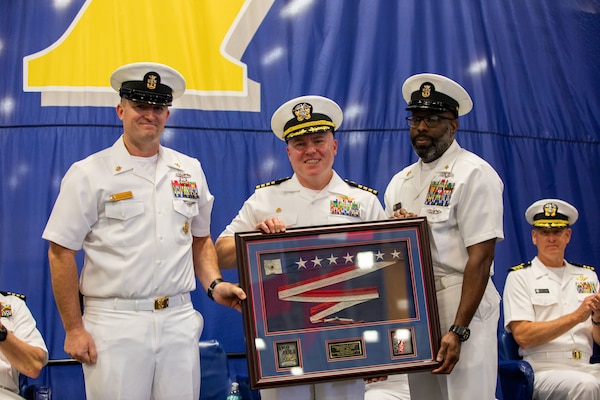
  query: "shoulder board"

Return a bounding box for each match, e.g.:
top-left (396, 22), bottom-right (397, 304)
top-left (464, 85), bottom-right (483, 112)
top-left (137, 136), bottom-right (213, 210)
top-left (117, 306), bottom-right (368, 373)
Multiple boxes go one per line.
top-left (255, 177), bottom-right (291, 190)
top-left (0, 291), bottom-right (26, 301)
top-left (570, 261), bottom-right (595, 271)
top-left (344, 179), bottom-right (378, 195)
top-left (509, 262), bottom-right (532, 272)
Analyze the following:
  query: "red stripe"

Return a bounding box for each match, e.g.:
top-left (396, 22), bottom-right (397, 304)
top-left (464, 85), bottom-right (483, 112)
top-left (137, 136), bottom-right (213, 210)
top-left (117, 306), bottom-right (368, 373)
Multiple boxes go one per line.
top-left (278, 265), bottom-right (357, 291)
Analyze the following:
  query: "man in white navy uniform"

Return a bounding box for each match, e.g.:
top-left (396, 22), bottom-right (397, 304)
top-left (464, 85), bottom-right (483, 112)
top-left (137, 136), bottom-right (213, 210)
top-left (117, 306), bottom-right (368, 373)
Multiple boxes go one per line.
top-left (503, 199), bottom-right (600, 399)
top-left (42, 62), bottom-right (246, 400)
top-left (383, 73), bottom-right (504, 400)
top-left (0, 292), bottom-right (47, 400)
top-left (216, 95), bottom-right (386, 400)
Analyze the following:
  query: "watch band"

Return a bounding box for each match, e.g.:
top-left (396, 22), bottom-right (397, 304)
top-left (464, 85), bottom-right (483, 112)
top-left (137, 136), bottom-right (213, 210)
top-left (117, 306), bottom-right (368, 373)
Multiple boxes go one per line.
top-left (449, 324), bottom-right (470, 342)
top-left (0, 325), bottom-right (7, 342)
top-left (207, 278), bottom-right (224, 301)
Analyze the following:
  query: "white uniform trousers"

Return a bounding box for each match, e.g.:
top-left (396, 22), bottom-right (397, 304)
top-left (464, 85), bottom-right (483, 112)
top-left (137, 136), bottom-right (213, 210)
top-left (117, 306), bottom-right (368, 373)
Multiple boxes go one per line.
top-left (364, 374), bottom-right (410, 400)
top-left (530, 360), bottom-right (600, 400)
top-left (259, 379), bottom-right (365, 400)
top-left (82, 300), bottom-right (203, 400)
top-left (0, 387), bottom-right (25, 400)
top-left (408, 278), bottom-right (500, 400)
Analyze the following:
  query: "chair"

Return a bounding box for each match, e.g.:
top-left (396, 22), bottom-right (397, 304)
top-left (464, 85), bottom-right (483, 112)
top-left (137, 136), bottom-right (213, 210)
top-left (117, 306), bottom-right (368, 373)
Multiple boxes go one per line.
top-left (21, 381), bottom-right (51, 400)
top-left (198, 340), bottom-right (261, 400)
top-left (497, 328), bottom-right (534, 400)
top-left (199, 340), bottom-right (230, 400)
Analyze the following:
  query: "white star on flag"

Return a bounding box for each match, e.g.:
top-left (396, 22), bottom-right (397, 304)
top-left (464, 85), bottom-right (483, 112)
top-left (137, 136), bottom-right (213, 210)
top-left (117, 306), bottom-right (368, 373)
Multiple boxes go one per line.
top-left (296, 258), bottom-right (308, 269)
top-left (312, 255), bottom-right (323, 267)
top-left (327, 254), bottom-right (338, 265)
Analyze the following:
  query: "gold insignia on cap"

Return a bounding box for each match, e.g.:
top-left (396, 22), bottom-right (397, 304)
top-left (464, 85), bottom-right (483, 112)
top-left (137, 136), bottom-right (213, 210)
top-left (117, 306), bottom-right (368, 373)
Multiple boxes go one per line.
top-left (421, 84), bottom-right (432, 98)
top-left (183, 221), bottom-right (189, 234)
top-left (543, 202), bottom-right (558, 217)
top-left (1, 303), bottom-right (12, 317)
top-left (146, 74), bottom-right (158, 90)
top-left (293, 103), bottom-right (312, 122)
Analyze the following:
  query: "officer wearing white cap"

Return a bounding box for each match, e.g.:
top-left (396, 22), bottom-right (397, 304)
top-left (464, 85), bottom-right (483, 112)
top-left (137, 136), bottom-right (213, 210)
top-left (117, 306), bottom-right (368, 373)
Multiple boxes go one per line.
top-left (43, 62), bottom-right (245, 400)
top-left (383, 73), bottom-right (504, 400)
top-left (216, 95), bottom-right (385, 400)
top-left (525, 198), bottom-right (579, 228)
top-left (270, 95), bottom-right (343, 141)
top-left (110, 61), bottom-right (186, 106)
top-left (504, 199), bottom-right (600, 400)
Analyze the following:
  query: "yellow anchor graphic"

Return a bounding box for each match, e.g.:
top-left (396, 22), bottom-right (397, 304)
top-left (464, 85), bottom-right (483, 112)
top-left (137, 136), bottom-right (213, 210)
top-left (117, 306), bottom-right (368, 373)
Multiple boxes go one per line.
top-left (23, 0), bottom-right (273, 111)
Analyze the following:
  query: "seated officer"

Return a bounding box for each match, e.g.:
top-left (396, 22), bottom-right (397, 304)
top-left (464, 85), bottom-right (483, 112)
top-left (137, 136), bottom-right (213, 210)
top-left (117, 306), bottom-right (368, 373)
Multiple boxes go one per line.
top-left (503, 199), bottom-right (600, 400)
top-left (0, 291), bottom-right (48, 399)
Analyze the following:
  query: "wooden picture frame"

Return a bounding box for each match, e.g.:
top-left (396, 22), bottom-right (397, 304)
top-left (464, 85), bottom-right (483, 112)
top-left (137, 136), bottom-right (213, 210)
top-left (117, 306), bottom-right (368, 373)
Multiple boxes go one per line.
top-left (235, 218), bottom-right (440, 389)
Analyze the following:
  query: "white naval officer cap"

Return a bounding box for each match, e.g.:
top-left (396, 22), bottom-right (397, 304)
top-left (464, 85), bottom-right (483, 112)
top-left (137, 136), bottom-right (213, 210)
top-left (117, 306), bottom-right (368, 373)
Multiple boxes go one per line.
top-left (402, 73), bottom-right (473, 117)
top-left (270, 95), bottom-right (343, 141)
top-left (525, 199), bottom-right (579, 228)
top-left (110, 62), bottom-right (186, 106)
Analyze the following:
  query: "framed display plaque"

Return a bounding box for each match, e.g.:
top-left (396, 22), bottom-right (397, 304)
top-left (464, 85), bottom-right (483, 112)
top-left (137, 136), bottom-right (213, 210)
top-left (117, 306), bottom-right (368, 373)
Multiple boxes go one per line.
top-left (235, 218), bottom-right (440, 389)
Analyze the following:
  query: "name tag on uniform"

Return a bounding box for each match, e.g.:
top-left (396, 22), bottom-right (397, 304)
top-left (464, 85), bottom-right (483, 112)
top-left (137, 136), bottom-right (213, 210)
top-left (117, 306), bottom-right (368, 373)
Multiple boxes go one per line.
top-left (109, 191), bottom-right (133, 202)
top-left (535, 288), bottom-right (550, 294)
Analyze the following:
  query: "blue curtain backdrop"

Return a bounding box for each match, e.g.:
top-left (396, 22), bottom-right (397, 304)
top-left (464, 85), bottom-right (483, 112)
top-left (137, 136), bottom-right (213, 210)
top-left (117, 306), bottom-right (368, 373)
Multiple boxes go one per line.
top-left (1, 0), bottom-right (599, 397)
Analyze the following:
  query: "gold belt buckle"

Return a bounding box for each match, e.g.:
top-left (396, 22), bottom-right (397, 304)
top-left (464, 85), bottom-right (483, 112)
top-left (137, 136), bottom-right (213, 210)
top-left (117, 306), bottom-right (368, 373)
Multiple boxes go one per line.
top-left (572, 350), bottom-right (582, 359)
top-left (154, 296), bottom-right (169, 310)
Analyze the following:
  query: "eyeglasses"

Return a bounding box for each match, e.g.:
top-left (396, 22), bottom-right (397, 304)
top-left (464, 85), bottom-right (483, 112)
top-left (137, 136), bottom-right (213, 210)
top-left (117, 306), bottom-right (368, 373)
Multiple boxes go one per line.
top-left (406, 115), bottom-right (454, 128)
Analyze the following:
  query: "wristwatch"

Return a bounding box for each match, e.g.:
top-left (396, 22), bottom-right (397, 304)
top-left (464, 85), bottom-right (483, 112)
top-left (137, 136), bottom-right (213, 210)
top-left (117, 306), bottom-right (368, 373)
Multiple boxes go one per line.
top-left (0, 325), bottom-right (7, 342)
top-left (449, 325), bottom-right (470, 342)
top-left (207, 278), bottom-right (224, 301)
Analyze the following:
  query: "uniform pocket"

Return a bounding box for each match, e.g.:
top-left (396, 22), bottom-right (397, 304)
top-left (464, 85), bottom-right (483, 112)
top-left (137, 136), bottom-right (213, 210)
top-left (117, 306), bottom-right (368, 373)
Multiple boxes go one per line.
top-left (473, 281), bottom-right (501, 321)
top-left (105, 200), bottom-right (144, 220)
top-left (104, 201), bottom-right (145, 246)
top-left (173, 199), bottom-right (199, 244)
top-left (531, 294), bottom-right (559, 307)
top-left (173, 198), bottom-right (199, 218)
top-left (270, 213), bottom-right (297, 228)
top-left (327, 213), bottom-right (362, 224)
top-left (421, 206), bottom-right (450, 223)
